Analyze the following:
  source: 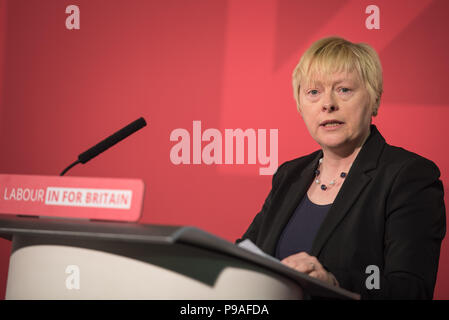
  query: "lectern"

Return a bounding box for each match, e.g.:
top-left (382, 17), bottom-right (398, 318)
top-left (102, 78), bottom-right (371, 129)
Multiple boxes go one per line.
top-left (0, 174), bottom-right (359, 300)
top-left (0, 215), bottom-right (359, 300)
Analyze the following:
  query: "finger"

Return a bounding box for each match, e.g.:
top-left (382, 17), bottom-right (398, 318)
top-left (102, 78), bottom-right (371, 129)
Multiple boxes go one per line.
top-left (281, 253), bottom-right (319, 274)
top-left (281, 252), bottom-right (308, 264)
top-left (281, 259), bottom-right (306, 272)
top-left (309, 270), bottom-right (331, 285)
top-left (297, 251), bottom-right (310, 258)
top-left (309, 257), bottom-right (325, 273)
top-left (308, 270), bottom-right (319, 279)
top-left (295, 261), bottom-right (316, 274)
top-left (280, 258), bottom-right (296, 267)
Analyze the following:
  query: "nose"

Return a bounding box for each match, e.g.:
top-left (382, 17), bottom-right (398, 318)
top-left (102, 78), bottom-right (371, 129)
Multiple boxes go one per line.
top-left (322, 104), bottom-right (337, 112)
top-left (322, 91), bottom-right (338, 112)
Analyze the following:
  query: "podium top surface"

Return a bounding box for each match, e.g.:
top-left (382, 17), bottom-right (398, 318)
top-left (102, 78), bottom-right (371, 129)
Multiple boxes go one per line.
top-left (0, 214), bottom-right (360, 300)
top-left (0, 214), bottom-right (181, 244)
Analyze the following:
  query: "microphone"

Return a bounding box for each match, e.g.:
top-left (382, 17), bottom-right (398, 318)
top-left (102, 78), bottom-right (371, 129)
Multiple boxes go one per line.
top-left (60, 117), bottom-right (147, 176)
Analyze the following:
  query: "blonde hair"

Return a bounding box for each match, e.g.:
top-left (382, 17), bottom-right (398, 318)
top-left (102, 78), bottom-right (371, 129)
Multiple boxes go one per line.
top-left (292, 36), bottom-right (383, 116)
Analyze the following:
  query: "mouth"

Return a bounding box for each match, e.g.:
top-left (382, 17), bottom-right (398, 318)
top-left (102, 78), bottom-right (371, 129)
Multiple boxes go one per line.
top-left (319, 120), bottom-right (345, 128)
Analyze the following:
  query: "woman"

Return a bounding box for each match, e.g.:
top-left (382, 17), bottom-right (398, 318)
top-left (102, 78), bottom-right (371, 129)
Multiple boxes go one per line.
top-left (237, 36), bottom-right (446, 299)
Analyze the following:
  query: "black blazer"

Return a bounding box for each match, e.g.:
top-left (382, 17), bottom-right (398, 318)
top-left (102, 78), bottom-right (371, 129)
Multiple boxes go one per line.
top-left (237, 125), bottom-right (446, 299)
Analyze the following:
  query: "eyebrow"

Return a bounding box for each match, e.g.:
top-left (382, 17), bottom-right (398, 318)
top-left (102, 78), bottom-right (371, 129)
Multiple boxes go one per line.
top-left (311, 79), bottom-right (351, 85)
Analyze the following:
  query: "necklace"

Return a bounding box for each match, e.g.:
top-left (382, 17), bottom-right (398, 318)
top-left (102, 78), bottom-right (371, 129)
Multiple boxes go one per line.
top-left (314, 158), bottom-right (347, 191)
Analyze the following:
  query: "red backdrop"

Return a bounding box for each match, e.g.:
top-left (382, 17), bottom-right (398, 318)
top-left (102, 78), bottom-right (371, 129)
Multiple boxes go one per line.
top-left (0, 0), bottom-right (448, 299)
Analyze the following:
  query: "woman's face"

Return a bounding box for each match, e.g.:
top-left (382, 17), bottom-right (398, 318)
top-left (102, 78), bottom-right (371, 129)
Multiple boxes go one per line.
top-left (298, 70), bottom-right (373, 152)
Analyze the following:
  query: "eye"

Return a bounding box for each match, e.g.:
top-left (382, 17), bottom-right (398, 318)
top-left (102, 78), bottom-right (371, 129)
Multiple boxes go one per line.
top-left (308, 89), bottom-right (319, 95)
top-left (339, 87), bottom-right (351, 93)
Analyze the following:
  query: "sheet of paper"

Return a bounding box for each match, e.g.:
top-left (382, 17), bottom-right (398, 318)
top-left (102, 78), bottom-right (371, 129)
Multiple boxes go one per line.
top-left (237, 239), bottom-right (280, 263)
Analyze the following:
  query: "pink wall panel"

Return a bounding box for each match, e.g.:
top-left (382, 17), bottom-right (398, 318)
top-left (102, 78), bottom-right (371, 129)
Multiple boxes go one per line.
top-left (0, 0), bottom-right (448, 299)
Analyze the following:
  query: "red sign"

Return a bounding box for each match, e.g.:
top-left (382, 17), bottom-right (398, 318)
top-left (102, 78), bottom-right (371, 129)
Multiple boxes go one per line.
top-left (0, 174), bottom-right (145, 221)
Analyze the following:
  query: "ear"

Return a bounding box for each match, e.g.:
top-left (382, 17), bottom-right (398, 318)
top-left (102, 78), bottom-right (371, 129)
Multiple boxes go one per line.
top-left (297, 103), bottom-right (303, 117)
top-left (372, 97), bottom-right (380, 116)
top-left (296, 88), bottom-right (303, 116)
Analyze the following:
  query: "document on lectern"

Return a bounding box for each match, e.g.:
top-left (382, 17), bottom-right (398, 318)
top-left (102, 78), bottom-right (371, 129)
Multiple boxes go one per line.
top-left (237, 239), bottom-right (280, 263)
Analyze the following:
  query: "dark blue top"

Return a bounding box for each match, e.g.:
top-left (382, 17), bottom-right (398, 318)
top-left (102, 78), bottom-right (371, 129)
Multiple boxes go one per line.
top-left (275, 194), bottom-right (332, 260)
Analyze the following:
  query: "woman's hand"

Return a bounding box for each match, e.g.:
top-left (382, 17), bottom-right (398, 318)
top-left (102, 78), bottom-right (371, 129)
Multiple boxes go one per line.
top-left (281, 252), bottom-right (339, 287)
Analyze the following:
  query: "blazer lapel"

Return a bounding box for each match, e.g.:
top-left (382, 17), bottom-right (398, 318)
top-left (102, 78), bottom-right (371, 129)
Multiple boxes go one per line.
top-left (310, 125), bottom-right (386, 257)
top-left (263, 151), bottom-right (322, 255)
